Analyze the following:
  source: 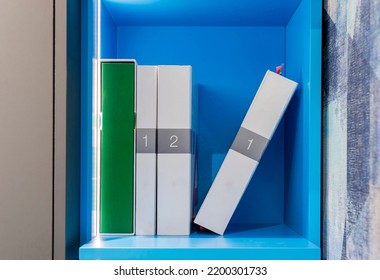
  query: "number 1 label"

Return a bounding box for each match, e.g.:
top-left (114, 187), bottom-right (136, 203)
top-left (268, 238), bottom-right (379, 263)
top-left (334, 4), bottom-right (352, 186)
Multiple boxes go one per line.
top-left (247, 139), bottom-right (253, 150)
top-left (142, 135), bottom-right (148, 147)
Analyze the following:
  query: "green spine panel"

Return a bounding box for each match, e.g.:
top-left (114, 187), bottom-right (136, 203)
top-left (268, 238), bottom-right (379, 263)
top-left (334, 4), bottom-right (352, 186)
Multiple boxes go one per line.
top-left (100, 61), bottom-right (135, 233)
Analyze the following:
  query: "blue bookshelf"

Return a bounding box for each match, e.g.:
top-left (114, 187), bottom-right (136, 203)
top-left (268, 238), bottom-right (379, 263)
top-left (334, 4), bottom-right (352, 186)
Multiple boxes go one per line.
top-left (80, 0), bottom-right (322, 260)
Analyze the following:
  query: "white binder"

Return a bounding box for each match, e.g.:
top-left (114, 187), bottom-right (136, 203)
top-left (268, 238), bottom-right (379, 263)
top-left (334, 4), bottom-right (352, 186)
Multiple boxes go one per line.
top-left (194, 70), bottom-right (298, 235)
top-left (135, 66), bottom-right (158, 235)
top-left (157, 65), bottom-right (197, 235)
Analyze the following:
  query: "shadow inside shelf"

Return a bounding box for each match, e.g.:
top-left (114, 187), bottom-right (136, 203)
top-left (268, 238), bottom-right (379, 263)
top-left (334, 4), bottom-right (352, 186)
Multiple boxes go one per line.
top-left (85, 224), bottom-right (312, 248)
top-left (222, 224), bottom-right (302, 238)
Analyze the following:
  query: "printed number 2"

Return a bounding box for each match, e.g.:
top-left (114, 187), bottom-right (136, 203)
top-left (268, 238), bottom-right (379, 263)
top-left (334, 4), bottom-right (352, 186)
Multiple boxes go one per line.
top-left (142, 135), bottom-right (148, 147)
top-left (170, 135), bottom-right (178, 148)
top-left (247, 139), bottom-right (253, 150)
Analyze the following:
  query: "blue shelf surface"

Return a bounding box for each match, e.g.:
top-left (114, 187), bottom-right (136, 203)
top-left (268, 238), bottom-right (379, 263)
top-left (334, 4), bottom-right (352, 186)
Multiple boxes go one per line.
top-left (79, 225), bottom-right (319, 260)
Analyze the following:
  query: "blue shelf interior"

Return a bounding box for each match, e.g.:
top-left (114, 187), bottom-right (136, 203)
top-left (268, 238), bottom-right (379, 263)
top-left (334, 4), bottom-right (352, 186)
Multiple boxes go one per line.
top-left (80, 0), bottom-right (321, 259)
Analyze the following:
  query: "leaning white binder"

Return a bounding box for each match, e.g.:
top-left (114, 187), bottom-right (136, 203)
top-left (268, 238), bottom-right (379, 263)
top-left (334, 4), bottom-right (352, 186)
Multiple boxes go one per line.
top-left (156, 65), bottom-right (196, 235)
top-left (194, 70), bottom-right (298, 235)
top-left (135, 66), bottom-right (157, 235)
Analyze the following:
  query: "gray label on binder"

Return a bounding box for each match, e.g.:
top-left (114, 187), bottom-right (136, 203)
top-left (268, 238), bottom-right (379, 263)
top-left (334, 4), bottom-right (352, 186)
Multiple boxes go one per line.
top-left (136, 128), bottom-right (156, 153)
top-left (231, 127), bottom-right (269, 162)
top-left (157, 129), bottom-right (192, 154)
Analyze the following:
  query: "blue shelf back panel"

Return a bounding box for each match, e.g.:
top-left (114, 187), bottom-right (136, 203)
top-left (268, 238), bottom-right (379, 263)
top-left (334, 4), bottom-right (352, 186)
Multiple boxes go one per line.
top-left (117, 26), bottom-right (286, 226)
top-left (103, 0), bottom-right (302, 26)
top-left (285, 0), bottom-right (321, 247)
top-left (80, 225), bottom-right (320, 260)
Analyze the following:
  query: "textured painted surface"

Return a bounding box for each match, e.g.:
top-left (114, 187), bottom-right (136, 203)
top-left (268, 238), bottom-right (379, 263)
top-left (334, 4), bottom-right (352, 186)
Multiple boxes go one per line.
top-left (323, 0), bottom-right (380, 259)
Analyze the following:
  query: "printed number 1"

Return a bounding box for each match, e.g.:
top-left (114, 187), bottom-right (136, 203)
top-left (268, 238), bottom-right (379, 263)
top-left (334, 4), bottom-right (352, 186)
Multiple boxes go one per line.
top-left (247, 139), bottom-right (253, 150)
top-left (142, 135), bottom-right (148, 147)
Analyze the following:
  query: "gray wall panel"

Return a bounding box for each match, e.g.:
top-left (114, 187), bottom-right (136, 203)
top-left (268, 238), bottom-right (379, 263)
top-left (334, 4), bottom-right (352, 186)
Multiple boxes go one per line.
top-left (54, 0), bottom-right (67, 260)
top-left (0, 0), bottom-right (53, 259)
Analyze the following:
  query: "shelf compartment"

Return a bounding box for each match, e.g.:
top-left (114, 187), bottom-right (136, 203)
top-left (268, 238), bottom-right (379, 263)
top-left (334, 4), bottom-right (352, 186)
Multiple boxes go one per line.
top-left (80, 0), bottom-right (322, 260)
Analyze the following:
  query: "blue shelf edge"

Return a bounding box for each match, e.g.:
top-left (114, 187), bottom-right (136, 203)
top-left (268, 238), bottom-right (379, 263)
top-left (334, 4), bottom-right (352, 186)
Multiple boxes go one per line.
top-left (79, 224), bottom-right (320, 260)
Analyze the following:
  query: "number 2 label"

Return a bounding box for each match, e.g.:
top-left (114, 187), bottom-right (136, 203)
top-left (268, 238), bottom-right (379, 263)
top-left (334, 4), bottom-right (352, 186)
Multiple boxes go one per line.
top-left (170, 135), bottom-right (178, 148)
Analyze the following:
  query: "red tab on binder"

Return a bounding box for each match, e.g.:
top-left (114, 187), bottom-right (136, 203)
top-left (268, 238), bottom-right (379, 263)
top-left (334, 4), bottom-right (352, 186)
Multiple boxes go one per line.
top-left (276, 64), bottom-right (284, 75)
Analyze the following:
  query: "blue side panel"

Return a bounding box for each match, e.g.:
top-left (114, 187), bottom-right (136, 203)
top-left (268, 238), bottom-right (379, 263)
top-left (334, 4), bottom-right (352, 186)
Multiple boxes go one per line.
top-left (117, 26), bottom-right (286, 226)
top-left (80, 0), bottom-right (95, 246)
top-left (101, 2), bottom-right (117, 58)
top-left (66, 0), bottom-right (81, 260)
top-left (308, 0), bottom-right (322, 249)
top-left (285, 0), bottom-right (321, 247)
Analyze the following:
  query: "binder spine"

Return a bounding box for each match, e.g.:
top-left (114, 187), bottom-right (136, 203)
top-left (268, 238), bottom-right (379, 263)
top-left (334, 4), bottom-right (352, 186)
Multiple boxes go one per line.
top-left (157, 66), bottom-right (195, 235)
top-left (135, 66), bottom-right (158, 235)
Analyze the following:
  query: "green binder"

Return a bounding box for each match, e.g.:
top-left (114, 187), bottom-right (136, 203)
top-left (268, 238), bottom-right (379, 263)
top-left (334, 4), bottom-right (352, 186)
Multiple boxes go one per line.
top-left (100, 61), bottom-right (135, 234)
